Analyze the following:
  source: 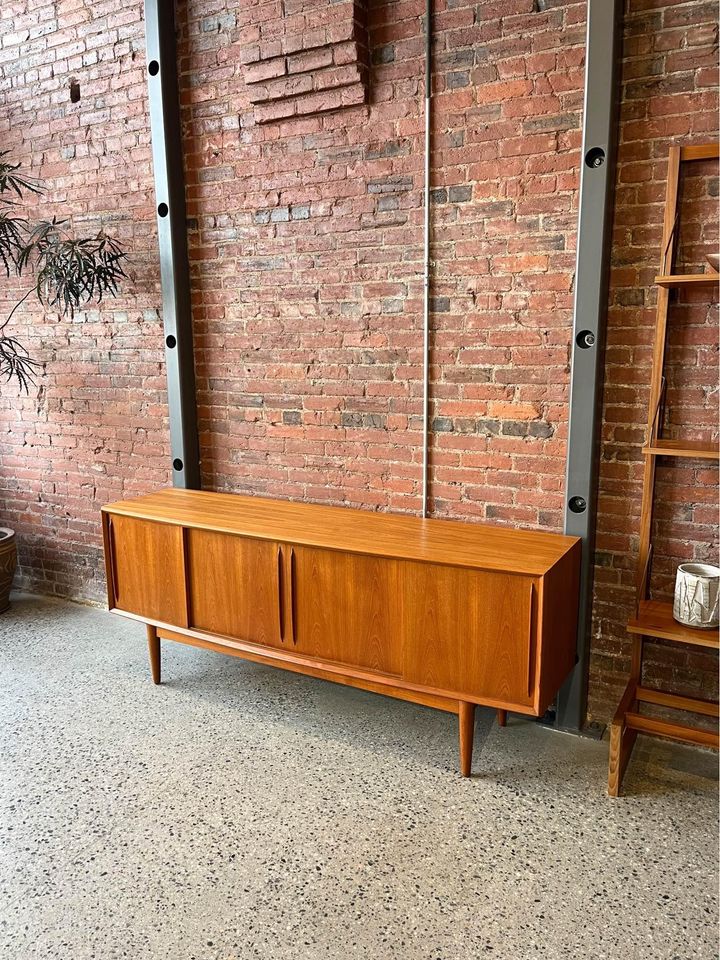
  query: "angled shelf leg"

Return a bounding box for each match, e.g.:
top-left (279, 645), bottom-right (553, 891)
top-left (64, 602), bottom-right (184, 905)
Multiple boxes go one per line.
top-left (608, 678), bottom-right (639, 797)
top-left (608, 634), bottom-right (642, 797)
top-left (496, 709), bottom-right (507, 727)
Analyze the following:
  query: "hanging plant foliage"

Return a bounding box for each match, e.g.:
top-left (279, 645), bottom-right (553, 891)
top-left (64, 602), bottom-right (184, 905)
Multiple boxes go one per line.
top-left (0, 151), bottom-right (128, 393)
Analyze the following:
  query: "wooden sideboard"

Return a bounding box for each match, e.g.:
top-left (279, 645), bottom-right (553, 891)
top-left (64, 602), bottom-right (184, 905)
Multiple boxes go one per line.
top-left (101, 489), bottom-right (581, 776)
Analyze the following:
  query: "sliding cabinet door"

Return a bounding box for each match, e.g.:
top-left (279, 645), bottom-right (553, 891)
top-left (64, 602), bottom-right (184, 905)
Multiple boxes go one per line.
top-left (290, 545), bottom-right (403, 676)
top-left (106, 514), bottom-right (187, 626)
top-left (185, 529), bottom-right (282, 647)
top-left (402, 562), bottom-right (537, 707)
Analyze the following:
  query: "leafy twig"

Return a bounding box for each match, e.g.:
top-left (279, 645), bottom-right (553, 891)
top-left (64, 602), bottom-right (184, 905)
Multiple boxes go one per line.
top-left (19, 219), bottom-right (128, 316)
top-left (0, 152), bottom-right (42, 199)
top-left (0, 155), bottom-right (128, 392)
top-left (0, 335), bottom-right (42, 394)
top-left (0, 288), bottom-right (34, 333)
top-left (0, 212), bottom-right (26, 275)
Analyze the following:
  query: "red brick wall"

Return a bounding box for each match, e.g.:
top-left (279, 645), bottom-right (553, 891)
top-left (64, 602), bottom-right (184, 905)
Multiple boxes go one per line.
top-left (186, 0), bottom-right (586, 522)
top-left (0, 0), bottom-right (717, 722)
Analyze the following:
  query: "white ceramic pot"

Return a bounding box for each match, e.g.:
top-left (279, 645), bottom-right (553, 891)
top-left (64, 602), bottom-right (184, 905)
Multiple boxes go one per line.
top-left (673, 562), bottom-right (720, 629)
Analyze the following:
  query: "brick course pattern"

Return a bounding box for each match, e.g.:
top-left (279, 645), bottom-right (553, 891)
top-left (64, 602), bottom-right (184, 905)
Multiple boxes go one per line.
top-left (0, 0), bottom-right (717, 723)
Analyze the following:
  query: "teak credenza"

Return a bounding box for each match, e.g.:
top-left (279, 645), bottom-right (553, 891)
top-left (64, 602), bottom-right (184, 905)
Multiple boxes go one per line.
top-left (101, 489), bottom-right (581, 776)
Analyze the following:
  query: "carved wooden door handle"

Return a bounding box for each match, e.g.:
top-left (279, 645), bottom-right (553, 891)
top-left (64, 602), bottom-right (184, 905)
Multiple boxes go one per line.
top-left (277, 545), bottom-right (285, 643)
top-left (289, 547), bottom-right (296, 645)
top-left (108, 517), bottom-right (119, 603)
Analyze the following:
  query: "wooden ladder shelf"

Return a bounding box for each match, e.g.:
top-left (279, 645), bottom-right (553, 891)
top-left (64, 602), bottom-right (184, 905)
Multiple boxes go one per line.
top-left (608, 142), bottom-right (720, 797)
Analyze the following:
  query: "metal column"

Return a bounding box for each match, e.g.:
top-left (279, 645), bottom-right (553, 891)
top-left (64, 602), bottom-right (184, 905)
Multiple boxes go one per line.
top-left (144, 0), bottom-right (201, 489)
top-left (555, 0), bottom-right (621, 730)
top-left (421, 0), bottom-right (432, 518)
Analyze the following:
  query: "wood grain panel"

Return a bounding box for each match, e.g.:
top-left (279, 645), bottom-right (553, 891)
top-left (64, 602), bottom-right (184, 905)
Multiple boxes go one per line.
top-left (102, 488), bottom-right (579, 576)
top-left (291, 545), bottom-right (403, 675)
top-left (108, 514), bottom-right (186, 626)
top-left (402, 562), bottom-right (535, 706)
top-left (186, 529), bottom-right (281, 647)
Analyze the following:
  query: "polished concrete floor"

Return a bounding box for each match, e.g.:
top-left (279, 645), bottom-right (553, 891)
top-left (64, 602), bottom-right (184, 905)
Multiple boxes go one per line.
top-left (0, 594), bottom-right (717, 960)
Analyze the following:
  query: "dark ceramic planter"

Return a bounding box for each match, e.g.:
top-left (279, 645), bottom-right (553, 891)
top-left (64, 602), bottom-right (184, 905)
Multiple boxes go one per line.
top-left (0, 528), bottom-right (17, 613)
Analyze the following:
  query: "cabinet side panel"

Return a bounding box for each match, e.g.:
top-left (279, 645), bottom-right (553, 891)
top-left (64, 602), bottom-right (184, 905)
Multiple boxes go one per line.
top-left (185, 529), bottom-right (281, 647)
top-left (535, 542), bottom-right (582, 715)
top-left (403, 563), bottom-right (535, 708)
top-left (109, 515), bottom-right (187, 626)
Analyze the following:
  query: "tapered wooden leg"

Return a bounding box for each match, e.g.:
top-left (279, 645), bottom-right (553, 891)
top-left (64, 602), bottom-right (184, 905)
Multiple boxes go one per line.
top-left (458, 701), bottom-right (476, 777)
top-left (146, 624), bottom-right (161, 685)
top-left (496, 709), bottom-right (507, 727)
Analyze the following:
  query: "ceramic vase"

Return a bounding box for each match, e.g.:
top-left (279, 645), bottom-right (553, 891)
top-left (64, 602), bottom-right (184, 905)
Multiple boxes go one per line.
top-left (673, 562), bottom-right (720, 629)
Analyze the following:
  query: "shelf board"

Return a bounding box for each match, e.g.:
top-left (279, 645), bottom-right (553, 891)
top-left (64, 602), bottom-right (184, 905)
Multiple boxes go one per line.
top-left (628, 600), bottom-right (719, 649)
top-left (636, 685), bottom-right (719, 719)
top-left (680, 143), bottom-right (720, 162)
top-left (655, 273), bottom-right (719, 288)
top-left (625, 711), bottom-right (719, 749)
top-left (642, 438), bottom-right (719, 460)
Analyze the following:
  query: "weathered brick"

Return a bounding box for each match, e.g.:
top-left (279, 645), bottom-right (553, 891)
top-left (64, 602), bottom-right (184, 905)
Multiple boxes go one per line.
top-left (448, 185), bottom-right (472, 203)
top-left (244, 57), bottom-right (287, 85)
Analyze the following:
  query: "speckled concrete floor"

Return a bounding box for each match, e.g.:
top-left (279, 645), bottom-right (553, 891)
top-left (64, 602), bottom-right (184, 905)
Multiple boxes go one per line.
top-left (0, 594), bottom-right (717, 960)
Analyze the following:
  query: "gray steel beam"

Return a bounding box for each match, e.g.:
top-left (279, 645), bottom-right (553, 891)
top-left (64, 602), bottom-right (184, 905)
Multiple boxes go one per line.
top-left (144, 0), bottom-right (200, 489)
top-left (555, 0), bottom-right (621, 730)
top-left (422, 0), bottom-right (431, 517)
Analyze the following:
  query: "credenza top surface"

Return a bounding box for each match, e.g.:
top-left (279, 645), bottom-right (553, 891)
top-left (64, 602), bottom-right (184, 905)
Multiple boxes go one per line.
top-left (102, 488), bottom-right (580, 576)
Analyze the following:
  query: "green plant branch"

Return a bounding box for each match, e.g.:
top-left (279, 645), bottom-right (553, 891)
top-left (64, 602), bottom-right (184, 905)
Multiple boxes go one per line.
top-left (1, 288), bottom-right (34, 333)
top-left (0, 153), bottom-right (128, 393)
